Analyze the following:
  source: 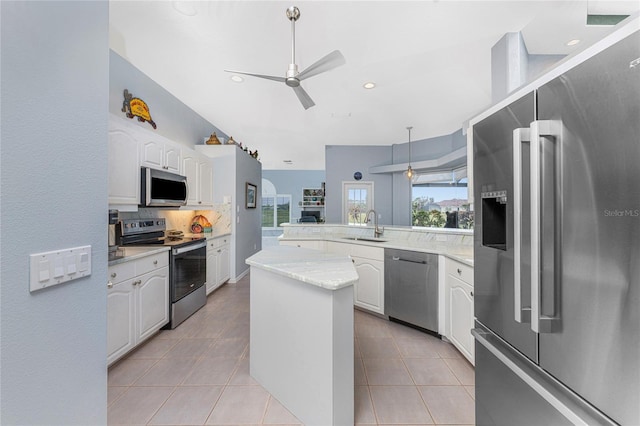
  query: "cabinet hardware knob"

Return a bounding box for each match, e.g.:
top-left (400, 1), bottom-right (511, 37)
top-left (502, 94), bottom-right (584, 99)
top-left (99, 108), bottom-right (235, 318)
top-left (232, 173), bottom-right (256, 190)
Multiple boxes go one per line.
top-left (198, 201), bottom-right (202, 204)
top-left (111, 272), bottom-right (116, 278)
top-left (352, 259), bottom-right (355, 263)
top-left (470, 291), bottom-right (474, 297)
top-left (457, 268), bottom-right (462, 275)
top-left (217, 249), bottom-right (221, 253)
top-left (153, 260), bottom-right (158, 265)
top-left (107, 281), bottom-right (113, 289)
top-left (133, 280), bottom-right (141, 286)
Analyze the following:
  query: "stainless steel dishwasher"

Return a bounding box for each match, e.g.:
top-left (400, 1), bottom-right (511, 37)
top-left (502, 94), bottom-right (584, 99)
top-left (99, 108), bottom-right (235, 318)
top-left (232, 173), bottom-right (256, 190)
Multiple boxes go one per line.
top-left (384, 248), bottom-right (439, 334)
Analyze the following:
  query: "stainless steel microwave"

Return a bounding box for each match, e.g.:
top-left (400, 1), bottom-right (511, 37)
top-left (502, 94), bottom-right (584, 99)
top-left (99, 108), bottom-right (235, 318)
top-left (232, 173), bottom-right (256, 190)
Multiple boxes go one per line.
top-left (140, 167), bottom-right (188, 207)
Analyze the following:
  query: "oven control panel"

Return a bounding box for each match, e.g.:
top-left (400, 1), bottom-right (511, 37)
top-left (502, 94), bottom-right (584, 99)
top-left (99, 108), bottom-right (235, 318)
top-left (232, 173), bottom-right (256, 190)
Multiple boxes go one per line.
top-left (121, 218), bottom-right (166, 235)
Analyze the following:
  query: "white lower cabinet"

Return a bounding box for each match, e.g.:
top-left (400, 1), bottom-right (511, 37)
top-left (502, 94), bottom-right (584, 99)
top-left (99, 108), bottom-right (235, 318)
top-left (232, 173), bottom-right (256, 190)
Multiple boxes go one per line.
top-left (107, 251), bottom-right (169, 366)
top-left (326, 241), bottom-right (385, 315)
top-left (206, 236), bottom-right (231, 294)
top-left (279, 239), bottom-right (326, 251)
top-left (445, 258), bottom-right (475, 364)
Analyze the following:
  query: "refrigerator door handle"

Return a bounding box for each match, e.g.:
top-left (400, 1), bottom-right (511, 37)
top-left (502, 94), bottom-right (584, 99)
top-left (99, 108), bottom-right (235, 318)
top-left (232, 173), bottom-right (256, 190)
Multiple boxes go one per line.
top-left (530, 120), bottom-right (562, 334)
top-left (513, 127), bottom-right (531, 324)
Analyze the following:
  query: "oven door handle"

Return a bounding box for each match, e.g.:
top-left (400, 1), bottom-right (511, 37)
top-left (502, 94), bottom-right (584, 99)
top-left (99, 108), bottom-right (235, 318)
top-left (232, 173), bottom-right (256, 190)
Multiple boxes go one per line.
top-left (173, 240), bottom-right (207, 255)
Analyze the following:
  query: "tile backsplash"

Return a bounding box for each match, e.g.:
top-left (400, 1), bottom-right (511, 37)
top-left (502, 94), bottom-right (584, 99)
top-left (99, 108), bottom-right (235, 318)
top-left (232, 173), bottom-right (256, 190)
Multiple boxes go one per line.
top-left (121, 204), bottom-right (232, 235)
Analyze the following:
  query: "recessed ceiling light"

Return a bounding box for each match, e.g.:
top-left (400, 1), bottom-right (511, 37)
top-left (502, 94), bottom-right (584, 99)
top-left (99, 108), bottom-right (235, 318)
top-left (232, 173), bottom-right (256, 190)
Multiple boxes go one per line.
top-left (230, 75), bottom-right (244, 83)
top-left (363, 82), bottom-right (376, 89)
top-left (566, 39), bottom-right (581, 46)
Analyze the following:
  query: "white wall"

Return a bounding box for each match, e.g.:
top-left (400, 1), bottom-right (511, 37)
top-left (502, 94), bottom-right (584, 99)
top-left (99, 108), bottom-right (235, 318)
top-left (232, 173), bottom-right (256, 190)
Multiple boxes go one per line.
top-left (1, 2), bottom-right (108, 424)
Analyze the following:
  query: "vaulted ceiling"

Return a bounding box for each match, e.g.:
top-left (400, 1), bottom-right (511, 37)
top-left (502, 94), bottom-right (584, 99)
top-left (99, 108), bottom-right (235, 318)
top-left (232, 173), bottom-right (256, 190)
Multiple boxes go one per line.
top-left (109, 1), bottom-right (638, 170)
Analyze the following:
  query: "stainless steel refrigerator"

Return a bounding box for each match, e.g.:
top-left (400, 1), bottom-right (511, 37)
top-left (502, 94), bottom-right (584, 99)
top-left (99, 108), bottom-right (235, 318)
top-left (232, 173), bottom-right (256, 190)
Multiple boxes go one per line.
top-left (472, 28), bottom-right (639, 425)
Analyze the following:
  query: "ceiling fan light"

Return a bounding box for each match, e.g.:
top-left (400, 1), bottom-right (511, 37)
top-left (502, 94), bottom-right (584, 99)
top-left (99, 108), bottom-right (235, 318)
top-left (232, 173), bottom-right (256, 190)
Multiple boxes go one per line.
top-left (363, 82), bottom-right (376, 89)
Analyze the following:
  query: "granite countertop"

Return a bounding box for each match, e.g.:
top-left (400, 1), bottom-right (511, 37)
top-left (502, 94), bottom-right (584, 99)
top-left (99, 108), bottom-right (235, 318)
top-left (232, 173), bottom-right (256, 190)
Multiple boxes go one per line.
top-left (246, 246), bottom-right (358, 291)
top-left (278, 234), bottom-right (474, 266)
top-left (108, 246), bottom-right (170, 266)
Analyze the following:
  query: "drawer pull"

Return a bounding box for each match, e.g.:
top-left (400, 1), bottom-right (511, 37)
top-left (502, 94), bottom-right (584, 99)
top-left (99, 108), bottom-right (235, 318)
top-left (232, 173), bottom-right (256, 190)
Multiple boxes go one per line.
top-left (111, 272), bottom-right (116, 278)
top-left (153, 260), bottom-right (158, 265)
top-left (457, 268), bottom-right (462, 275)
top-left (470, 291), bottom-right (474, 297)
top-left (132, 280), bottom-right (141, 286)
top-left (107, 281), bottom-right (113, 289)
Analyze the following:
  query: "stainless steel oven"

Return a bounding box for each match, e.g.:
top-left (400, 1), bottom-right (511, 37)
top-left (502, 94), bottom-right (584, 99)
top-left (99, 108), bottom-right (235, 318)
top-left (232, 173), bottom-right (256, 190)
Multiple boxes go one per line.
top-left (170, 240), bottom-right (206, 328)
top-left (118, 218), bottom-right (207, 329)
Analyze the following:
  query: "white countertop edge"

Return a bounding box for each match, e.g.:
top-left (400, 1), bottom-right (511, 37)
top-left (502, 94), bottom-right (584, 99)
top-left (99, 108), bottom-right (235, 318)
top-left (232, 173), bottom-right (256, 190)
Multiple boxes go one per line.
top-left (246, 247), bottom-right (358, 291)
top-left (279, 236), bottom-right (474, 267)
top-left (108, 246), bottom-right (170, 266)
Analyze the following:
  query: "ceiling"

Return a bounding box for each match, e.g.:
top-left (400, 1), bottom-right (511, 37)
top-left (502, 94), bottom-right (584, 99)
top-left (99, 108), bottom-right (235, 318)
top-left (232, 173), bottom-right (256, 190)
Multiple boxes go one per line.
top-left (109, 1), bottom-right (638, 170)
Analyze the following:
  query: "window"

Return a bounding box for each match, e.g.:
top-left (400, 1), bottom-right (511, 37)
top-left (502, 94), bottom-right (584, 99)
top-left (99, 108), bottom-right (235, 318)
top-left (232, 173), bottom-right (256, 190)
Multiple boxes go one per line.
top-left (261, 195), bottom-right (291, 228)
top-left (342, 182), bottom-right (374, 225)
top-left (412, 169), bottom-right (474, 229)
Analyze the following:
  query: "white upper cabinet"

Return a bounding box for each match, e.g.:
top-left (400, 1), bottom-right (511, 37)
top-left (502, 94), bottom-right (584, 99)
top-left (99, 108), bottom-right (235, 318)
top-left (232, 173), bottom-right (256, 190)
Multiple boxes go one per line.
top-left (182, 150), bottom-right (214, 207)
top-left (108, 119), bottom-right (140, 207)
top-left (140, 136), bottom-right (181, 174)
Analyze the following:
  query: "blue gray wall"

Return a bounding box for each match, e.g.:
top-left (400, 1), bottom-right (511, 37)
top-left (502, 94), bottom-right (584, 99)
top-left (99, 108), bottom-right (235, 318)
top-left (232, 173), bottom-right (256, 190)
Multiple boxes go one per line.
top-left (110, 50), bottom-right (228, 147)
top-left (262, 170), bottom-right (326, 222)
top-left (325, 130), bottom-right (467, 226)
top-left (325, 145), bottom-right (393, 224)
top-left (1, 2), bottom-right (108, 424)
top-left (235, 151), bottom-right (263, 277)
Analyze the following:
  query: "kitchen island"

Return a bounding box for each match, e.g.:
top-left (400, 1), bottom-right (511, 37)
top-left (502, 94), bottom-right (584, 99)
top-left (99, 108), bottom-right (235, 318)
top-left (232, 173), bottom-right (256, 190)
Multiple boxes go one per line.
top-left (246, 246), bottom-right (358, 426)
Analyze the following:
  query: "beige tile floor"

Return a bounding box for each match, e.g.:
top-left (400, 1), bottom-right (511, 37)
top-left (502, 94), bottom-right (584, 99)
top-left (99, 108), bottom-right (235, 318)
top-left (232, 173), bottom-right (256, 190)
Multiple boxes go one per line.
top-left (108, 274), bottom-right (475, 425)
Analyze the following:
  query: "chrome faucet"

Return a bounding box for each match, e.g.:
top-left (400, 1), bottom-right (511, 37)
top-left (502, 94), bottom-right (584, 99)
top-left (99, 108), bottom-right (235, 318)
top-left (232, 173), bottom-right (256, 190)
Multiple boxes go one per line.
top-left (366, 209), bottom-right (384, 238)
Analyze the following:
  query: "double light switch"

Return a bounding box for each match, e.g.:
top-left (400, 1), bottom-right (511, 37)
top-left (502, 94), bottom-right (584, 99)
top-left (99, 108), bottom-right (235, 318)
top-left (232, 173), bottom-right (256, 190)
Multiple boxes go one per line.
top-left (29, 245), bottom-right (92, 292)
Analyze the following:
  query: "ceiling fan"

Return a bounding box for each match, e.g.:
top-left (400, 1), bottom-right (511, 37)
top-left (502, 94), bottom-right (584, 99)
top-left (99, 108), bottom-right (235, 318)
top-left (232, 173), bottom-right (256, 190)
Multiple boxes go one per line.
top-left (224, 6), bottom-right (346, 110)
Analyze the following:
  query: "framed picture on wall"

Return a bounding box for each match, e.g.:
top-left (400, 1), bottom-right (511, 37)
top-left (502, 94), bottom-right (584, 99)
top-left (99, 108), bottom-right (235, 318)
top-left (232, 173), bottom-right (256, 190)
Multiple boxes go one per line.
top-left (246, 182), bottom-right (257, 208)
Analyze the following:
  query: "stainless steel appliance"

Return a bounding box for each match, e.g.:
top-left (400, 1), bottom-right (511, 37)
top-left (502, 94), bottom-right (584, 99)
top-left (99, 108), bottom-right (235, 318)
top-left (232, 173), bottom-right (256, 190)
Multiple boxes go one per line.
top-left (384, 248), bottom-right (439, 334)
top-left (140, 167), bottom-right (188, 207)
top-left (472, 28), bottom-right (639, 425)
top-left (108, 209), bottom-right (120, 260)
top-left (119, 218), bottom-right (206, 329)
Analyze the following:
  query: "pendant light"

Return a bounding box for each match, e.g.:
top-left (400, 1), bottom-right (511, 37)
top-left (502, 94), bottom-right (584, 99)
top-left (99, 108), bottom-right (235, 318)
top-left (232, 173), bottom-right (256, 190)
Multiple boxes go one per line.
top-left (404, 126), bottom-right (417, 182)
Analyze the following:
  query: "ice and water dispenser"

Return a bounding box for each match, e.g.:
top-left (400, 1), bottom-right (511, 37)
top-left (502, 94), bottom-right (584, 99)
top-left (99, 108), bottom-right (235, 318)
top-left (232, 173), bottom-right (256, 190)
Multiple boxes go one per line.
top-left (481, 190), bottom-right (507, 251)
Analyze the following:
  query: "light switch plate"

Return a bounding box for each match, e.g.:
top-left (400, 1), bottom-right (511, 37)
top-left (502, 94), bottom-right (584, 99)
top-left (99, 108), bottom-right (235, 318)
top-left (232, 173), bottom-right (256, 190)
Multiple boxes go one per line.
top-left (29, 245), bottom-right (91, 292)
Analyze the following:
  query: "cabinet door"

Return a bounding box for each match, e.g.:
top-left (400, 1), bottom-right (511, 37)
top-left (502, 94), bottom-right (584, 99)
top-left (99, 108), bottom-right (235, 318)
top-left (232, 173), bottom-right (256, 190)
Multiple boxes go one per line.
top-left (164, 142), bottom-right (181, 173)
top-left (108, 128), bottom-right (140, 205)
top-left (107, 279), bottom-right (136, 365)
top-left (182, 154), bottom-right (199, 206)
top-left (137, 267), bottom-right (169, 342)
top-left (140, 139), bottom-right (163, 170)
top-left (217, 244), bottom-right (230, 285)
top-left (448, 274), bottom-right (474, 363)
top-left (198, 160), bottom-right (213, 206)
top-left (352, 257), bottom-right (384, 315)
top-left (206, 243), bottom-right (219, 295)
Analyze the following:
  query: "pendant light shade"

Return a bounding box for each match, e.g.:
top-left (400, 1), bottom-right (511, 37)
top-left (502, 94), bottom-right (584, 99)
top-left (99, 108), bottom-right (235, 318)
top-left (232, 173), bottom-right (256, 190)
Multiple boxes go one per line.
top-left (404, 126), bottom-right (418, 182)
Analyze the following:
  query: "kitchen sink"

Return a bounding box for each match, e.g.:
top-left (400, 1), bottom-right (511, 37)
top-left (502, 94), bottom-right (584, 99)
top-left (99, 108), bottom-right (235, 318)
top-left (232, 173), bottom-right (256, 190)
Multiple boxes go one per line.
top-left (342, 237), bottom-right (387, 243)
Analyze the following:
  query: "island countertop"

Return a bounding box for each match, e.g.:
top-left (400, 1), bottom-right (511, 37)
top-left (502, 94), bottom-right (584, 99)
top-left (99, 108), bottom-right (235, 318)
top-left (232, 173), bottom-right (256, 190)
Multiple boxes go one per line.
top-left (246, 245), bottom-right (358, 291)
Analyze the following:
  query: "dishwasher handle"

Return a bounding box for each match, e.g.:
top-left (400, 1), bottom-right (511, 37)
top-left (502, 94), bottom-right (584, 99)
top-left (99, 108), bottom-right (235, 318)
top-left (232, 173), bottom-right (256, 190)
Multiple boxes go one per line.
top-left (391, 256), bottom-right (427, 265)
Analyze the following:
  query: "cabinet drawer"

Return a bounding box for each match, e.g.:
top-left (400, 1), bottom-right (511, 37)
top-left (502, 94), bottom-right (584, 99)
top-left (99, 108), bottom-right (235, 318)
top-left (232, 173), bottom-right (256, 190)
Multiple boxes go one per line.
top-left (136, 252), bottom-right (169, 274)
top-left (208, 236), bottom-right (230, 249)
top-left (446, 258), bottom-right (474, 286)
top-left (108, 262), bottom-right (136, 284)
top-left (347, 244), bottom-right (384, 261)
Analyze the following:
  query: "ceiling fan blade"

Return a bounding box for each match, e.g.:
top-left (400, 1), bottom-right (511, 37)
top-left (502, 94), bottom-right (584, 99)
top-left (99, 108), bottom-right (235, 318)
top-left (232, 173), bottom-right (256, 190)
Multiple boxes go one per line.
top-left (297, 50), bottom-right (346, 81)
top-left (224, 69), bottom-right (285, 83)
top-left (292, 86), bottom-right (315, 110)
